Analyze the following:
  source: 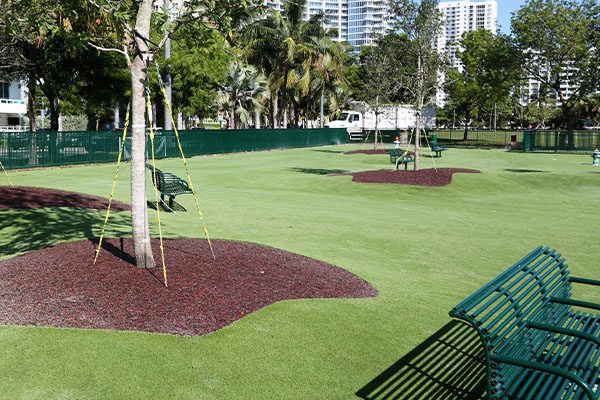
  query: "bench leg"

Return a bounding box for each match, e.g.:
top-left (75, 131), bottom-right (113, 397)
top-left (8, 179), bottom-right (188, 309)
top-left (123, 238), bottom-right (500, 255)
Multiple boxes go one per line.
top-left (169, 196), bottom-right (175, 209)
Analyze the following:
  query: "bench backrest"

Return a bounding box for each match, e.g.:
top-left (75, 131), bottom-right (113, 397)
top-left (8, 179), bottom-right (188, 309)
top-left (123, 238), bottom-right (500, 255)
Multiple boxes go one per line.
top-left (161, 172), bottom-right (191, 194)
top-left (147, 165), bottom-right (165, 191)
top-left (449, 246), bottom-right (573, 351)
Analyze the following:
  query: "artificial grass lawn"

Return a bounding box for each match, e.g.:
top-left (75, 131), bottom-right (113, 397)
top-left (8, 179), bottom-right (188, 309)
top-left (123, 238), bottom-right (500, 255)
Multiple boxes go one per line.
top-left (1, 145), bottom-right (599, 399)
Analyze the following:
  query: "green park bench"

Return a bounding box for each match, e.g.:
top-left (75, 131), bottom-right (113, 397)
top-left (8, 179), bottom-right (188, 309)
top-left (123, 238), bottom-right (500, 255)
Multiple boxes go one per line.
top-left (430, 141), bottom-right (447, 157)
top-left (387, 148), bottom-right (414, 170)
top-left (387, 148), bottom-right (405, 164)
top-left (449, 246), bottom-right (600, 400)
top-left (146, 163), bottom-right (193, 210)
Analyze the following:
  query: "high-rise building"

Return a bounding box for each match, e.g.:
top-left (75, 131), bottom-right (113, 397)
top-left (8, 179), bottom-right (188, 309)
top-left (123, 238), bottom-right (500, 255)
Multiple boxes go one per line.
top-left (265, 0), bottom-right (348, 43)
top-left (435, 0), bottom-right (498, 105)
top-left (347, 0), bottom-right (392, 50)
top-left (265, 0), bottom-right (392, 51)
top-left (437, 0), bottom-right (498, 68)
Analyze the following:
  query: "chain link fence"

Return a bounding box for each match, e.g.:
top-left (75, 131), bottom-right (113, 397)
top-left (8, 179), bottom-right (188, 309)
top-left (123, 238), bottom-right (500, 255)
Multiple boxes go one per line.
top-left (0, 128), bottom-right (348, 170)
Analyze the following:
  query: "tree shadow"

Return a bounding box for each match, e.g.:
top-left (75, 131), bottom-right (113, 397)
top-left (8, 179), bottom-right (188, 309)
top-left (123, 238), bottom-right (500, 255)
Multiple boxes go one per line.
top-left (312, 149), bottom-right (346, 154)
top-left (0, 207), bottom-right (131, 259)
top-left (146, 200), bottom-right (187, 212)
top-left (95, 237), bottom-right (136, 266)
top-left (356, 320), bottom-right (487, 400)
top-left (289, 167), bottom-right (349, 175)
top-left (504, 169), bottom-right (547, 173)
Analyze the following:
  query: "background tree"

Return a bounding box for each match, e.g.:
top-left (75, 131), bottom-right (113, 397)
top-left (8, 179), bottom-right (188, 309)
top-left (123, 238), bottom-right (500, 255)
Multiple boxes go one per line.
top-left (295, 24), bottom-right (348, 128)
top-left (360, 33), bottom-right (414, 147)
top-left (78, 50), bottom-right (130, 130)
top-left (388, 0), bottom-right (444, 170)
top-left (444, 30), bottom-right (521, 139)
top-left (89, 0), bottom-right (263, 268)
top-left (0, 0), bottom-right (101, 132)
top-left (512, 0), bottom-right (600, 129)
top-left (243, 0), bottom-right (342, 128)
top-left (243, 0), bottom-right (301, 128)
top-left (215, 62), bottom-right (268, 129)
top-left (167, 30), bottom-right (230, 127)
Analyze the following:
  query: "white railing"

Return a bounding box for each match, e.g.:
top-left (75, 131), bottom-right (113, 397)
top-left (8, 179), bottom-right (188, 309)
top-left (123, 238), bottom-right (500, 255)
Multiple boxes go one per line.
top-left (0, 125), bottom-right (26, 132)
top-left (0, 98), bottom-right (27, 114)
top-left (0, 99), bottom-right (26, 105)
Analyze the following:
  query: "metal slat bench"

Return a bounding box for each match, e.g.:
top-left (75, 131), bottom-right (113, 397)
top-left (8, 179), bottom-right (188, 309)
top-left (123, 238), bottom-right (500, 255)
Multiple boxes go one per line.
top-left (146, 163), bottom-right (193, 211)
top-left (430, 141), bottom-right (447, 157)
top-left (387, 148), bottom-right (414, 170)
top-left (449, 246), bottom-right (600, 400)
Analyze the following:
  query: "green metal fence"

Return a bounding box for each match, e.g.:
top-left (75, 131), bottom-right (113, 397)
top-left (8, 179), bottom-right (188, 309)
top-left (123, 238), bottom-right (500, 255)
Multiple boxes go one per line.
top-left (0, 128), bottom-right (348, 170)
top-left (358, 129), bottom-right (522, 147)
top-left (432, 129), bottom-right (523, 147)
top-left (523, 130), bottom-right (600, 153)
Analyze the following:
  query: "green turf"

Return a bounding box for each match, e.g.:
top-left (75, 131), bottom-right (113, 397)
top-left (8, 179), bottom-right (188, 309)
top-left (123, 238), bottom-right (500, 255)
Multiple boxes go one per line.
top-left (0, 145), bottom-right (599, 399)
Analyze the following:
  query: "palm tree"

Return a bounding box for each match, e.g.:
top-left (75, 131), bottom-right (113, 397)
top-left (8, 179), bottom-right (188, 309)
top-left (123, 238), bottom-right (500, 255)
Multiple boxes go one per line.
top-left (297, 35), bottom-right (348, 127)
top-left (216, 62), bottom-right (269, 129)
top-left (243, 0), bottom-right (336, 128)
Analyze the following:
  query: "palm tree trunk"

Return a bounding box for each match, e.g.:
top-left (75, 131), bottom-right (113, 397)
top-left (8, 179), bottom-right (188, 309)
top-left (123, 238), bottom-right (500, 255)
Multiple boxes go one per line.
top-left (320, 87), bottom-right (324, 128)
top-left (254, 108), bottom-right (260, 129)
top-left (272, 93), bottom-right (278, 128)
top-left (130, 0), bottom-right (155, 269)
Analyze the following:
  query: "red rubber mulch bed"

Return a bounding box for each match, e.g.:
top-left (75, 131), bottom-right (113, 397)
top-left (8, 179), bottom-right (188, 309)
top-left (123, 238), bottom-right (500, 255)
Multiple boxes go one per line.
top-left (2, 187), bottom-right (376, 336)
top-left (343, 149), bottom-right (480, 186)
top-left (0, 238), bottom-right (377, 336)
top-left (0, 186), bottom-right (130, 211)
top-left (348, 168), bottom-right (481, 186)
top-left (345, 149), bottom-right (391, 155)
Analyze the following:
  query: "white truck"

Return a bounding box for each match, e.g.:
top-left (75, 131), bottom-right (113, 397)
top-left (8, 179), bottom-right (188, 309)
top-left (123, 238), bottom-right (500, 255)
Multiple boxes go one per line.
top-left (325, 104), bottom-right (436, 141)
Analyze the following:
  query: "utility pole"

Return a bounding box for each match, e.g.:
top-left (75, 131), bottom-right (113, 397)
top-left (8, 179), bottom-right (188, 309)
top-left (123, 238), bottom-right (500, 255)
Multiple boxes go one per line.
top-left (163, 0), bottom-right (173, 130)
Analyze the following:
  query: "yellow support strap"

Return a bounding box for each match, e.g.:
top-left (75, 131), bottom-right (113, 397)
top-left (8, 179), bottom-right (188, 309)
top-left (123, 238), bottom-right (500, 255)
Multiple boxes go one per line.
top-left (94, 109), bottom-right (130, 264)
top-left (0, 160), bottom-right (14, 188)
top-left (146, 92), bottom-right (169, 287)
top-left (160, 84), bottom-right (216, 260)
top-left (421, 128), bottom-right (438, 172)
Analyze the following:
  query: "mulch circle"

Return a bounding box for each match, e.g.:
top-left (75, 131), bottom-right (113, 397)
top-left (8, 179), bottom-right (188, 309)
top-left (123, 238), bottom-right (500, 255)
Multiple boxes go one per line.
top-left (1, 186), bottom-right (377, 336)
top-left (0, 186), bottom-right (130, 211)
top-left (342, 149), bottom-right (480, 186)
top-left (344, 149), bottom-right (391, 155)
top-left (348, 168), bottom-right (481, 187)
top-left (0, 238), bottom-right (377, 336)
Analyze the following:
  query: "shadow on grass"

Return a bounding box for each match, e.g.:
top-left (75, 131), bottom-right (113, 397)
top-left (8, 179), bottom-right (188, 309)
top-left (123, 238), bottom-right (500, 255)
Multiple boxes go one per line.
top-left (311, 149), bottom-right (346, 154)
top-left (290, 167), bottom-right (349, 175)
top-left (504, 169), bottom-right (547, 173)
top-left (146, 200), bottom-right (187, 212)
top-left (0, 207), bottom-right (131, 259)
top-left (356, 320), bottom-right (487, 400)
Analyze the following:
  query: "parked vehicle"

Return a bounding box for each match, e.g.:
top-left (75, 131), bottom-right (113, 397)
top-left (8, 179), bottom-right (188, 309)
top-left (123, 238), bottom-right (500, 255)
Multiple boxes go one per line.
top-left (325, 104), bottom-right (436, 140)
top-left (582, 119), bottom-right (600, 130)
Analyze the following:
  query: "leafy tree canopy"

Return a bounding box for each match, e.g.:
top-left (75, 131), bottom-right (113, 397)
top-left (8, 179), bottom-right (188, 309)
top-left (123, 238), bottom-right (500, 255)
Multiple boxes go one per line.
top-left (512, 0), bottom-right (600, 127)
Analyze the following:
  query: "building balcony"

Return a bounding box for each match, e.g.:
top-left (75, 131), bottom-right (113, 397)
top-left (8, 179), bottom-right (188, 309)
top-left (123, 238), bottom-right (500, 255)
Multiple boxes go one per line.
top-left (0, 98), bottom-right (26, 114)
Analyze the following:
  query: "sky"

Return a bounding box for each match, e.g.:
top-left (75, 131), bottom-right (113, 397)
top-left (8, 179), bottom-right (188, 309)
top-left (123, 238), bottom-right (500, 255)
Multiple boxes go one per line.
top-left (497, 0), bottom-right (526, 34)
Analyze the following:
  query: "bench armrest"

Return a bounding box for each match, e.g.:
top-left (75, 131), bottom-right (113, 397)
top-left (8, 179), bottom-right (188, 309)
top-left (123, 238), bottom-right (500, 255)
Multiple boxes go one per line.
top-left (549, 296), bottom-right (600, 311)
top-left (164, 174), bottom-right (192, 189)
top-left (489, 353), bottom-right (597, 400)
top-left (570, 276), bottom-right (600, 286)
top-left (525, 320), bottom-right (600, 346)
